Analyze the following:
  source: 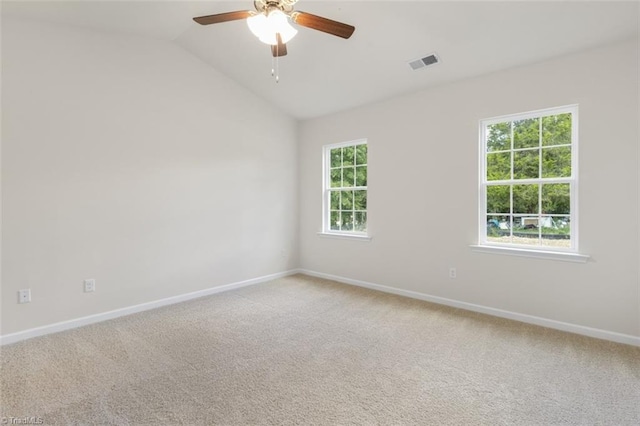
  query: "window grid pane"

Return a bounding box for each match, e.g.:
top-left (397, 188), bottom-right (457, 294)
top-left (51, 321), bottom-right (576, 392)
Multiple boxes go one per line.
top-left (482, 108), bottom-right (575, 250)
top-left (325, 142), bottom-right (368, 234)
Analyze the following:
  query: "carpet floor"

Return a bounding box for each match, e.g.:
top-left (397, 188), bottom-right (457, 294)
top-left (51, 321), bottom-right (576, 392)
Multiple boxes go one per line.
top-left (1, 274), bottom-right (639, 425)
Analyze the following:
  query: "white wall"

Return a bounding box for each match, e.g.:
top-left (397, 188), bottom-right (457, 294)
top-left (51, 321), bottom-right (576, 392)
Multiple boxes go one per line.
top-left (299, 39), bottom-right (639, 337)
top-left (1, 18), bottom-right (298, 335)
top-left (2, 19), bottom-right (638, 342)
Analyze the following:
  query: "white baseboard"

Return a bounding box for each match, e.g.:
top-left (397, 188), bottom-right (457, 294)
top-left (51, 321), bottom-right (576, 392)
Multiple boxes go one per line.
top-left (0, 269), bottom-right (300, 346)
top-left (4, 268), bottom-right (638, 348)
top-left (300, 269), bottom-right (640, 348)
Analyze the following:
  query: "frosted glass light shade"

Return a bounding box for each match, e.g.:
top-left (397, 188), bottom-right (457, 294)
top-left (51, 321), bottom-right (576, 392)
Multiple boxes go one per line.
top-left (247, 10), bottom-right (297, 45)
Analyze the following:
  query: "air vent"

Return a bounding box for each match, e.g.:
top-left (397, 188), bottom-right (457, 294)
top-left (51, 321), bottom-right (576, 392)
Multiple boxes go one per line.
top-left (408, 53), bottom-right (440, 71)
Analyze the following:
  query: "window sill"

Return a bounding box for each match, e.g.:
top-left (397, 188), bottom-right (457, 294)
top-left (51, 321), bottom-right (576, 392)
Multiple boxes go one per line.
top-left (469, 245), bottom-right (589, 263)
top-left (317, 232), bottom-right (372, 242)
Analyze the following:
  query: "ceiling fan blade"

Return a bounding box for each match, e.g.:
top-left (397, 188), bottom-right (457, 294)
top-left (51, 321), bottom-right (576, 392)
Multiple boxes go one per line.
top-left (291, 11), bottom-right (355, 39)
top-left (193, 11), bottom-right (252, 25)
top-left (271, 33), bottom-right (288, 57)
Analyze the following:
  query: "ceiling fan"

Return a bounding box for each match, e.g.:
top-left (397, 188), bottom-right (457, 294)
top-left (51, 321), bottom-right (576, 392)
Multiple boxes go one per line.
top-left (193, 0), bottom-right (355, 58)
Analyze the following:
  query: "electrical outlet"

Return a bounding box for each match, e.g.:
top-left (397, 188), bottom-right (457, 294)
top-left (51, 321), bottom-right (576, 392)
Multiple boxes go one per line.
top-left (449, 268), bottom-right (457, 279)
top-left (18, 289), bottom-right (31, 304)
top-left (84, 279), bottom-right (96, 293)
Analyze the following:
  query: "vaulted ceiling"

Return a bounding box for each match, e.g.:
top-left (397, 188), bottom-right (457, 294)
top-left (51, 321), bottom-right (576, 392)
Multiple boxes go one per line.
top-left (3, 1), bottom-right (638, 119)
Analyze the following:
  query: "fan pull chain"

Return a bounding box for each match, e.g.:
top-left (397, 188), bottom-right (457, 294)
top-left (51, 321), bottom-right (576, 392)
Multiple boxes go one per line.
top-left (270, 45), bottom-right (280, 83)
top-left (275, 45), bottom-right (280, 83)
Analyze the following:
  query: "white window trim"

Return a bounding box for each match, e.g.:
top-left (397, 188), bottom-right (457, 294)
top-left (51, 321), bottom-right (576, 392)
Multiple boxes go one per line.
top-left (477, 105), bottom-right (588, 259)
top-left (317, 231), bottom-right (372, 241)
top-left (469, 245), bottom-right (589, 263)
top-left (320, 138), bottom-right (370, 238)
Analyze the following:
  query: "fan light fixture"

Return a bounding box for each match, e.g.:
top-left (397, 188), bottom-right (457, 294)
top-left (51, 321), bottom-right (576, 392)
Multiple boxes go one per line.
top-left (247, 9), bottom-right (297, 45)
top-left (194, 0), bottom-right (355, 82)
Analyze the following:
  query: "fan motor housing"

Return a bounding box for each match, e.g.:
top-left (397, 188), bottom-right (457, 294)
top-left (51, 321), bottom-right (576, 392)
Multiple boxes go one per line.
top-left (255, 0), bottom-right (297, 13)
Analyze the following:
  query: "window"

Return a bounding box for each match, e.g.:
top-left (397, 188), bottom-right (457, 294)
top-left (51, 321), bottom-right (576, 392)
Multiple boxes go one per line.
top-left (323, 140), bottom-right (368, 235)
top-left (479, 105), bottom-right (577, 251)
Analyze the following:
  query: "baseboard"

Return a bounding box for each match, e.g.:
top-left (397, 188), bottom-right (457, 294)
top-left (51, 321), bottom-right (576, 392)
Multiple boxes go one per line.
top-left (5, 268), bottom-right (638, 348)
top-left (300, 269), bottom-right (640, 348)
top-left (0, 269), bottom-right (300, 346)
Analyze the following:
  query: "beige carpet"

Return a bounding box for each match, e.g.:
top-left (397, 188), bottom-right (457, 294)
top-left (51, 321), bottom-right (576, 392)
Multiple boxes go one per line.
top-left (1, 274), bottom-right (639, 425)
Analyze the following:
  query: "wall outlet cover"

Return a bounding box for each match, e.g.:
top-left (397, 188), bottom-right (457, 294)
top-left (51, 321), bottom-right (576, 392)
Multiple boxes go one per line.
top-left (18, 289), bottom-right (31, 304)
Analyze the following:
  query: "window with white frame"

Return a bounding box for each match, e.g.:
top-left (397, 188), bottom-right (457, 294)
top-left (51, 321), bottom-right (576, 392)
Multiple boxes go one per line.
top-left (479, 105), bottom-right (577, 251)
top-left (323, 140), bottom-right (368, 235)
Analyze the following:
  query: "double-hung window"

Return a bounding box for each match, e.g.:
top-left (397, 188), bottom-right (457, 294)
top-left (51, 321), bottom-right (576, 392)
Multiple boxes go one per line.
top-left (479, 105), bottom-right (578, 251)
top-left (323, 140), bottom-right (368, 235)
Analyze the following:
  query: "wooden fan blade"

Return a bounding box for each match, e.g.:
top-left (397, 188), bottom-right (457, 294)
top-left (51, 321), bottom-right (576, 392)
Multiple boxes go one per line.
top-left (271, 33), bottom-right (288, 57)
top-left (193, 11), bottom-right (252, 25)
top-left (291, 11), bottom-right (355, 39)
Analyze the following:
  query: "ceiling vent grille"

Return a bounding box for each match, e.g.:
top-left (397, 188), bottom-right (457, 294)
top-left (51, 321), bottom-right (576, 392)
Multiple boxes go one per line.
top-left (408, 53), bottom-right (439, 71)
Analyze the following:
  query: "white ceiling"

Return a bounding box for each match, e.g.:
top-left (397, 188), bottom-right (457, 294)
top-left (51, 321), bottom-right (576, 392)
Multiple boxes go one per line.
top-left (3, 1), bottom-right (638, 119)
